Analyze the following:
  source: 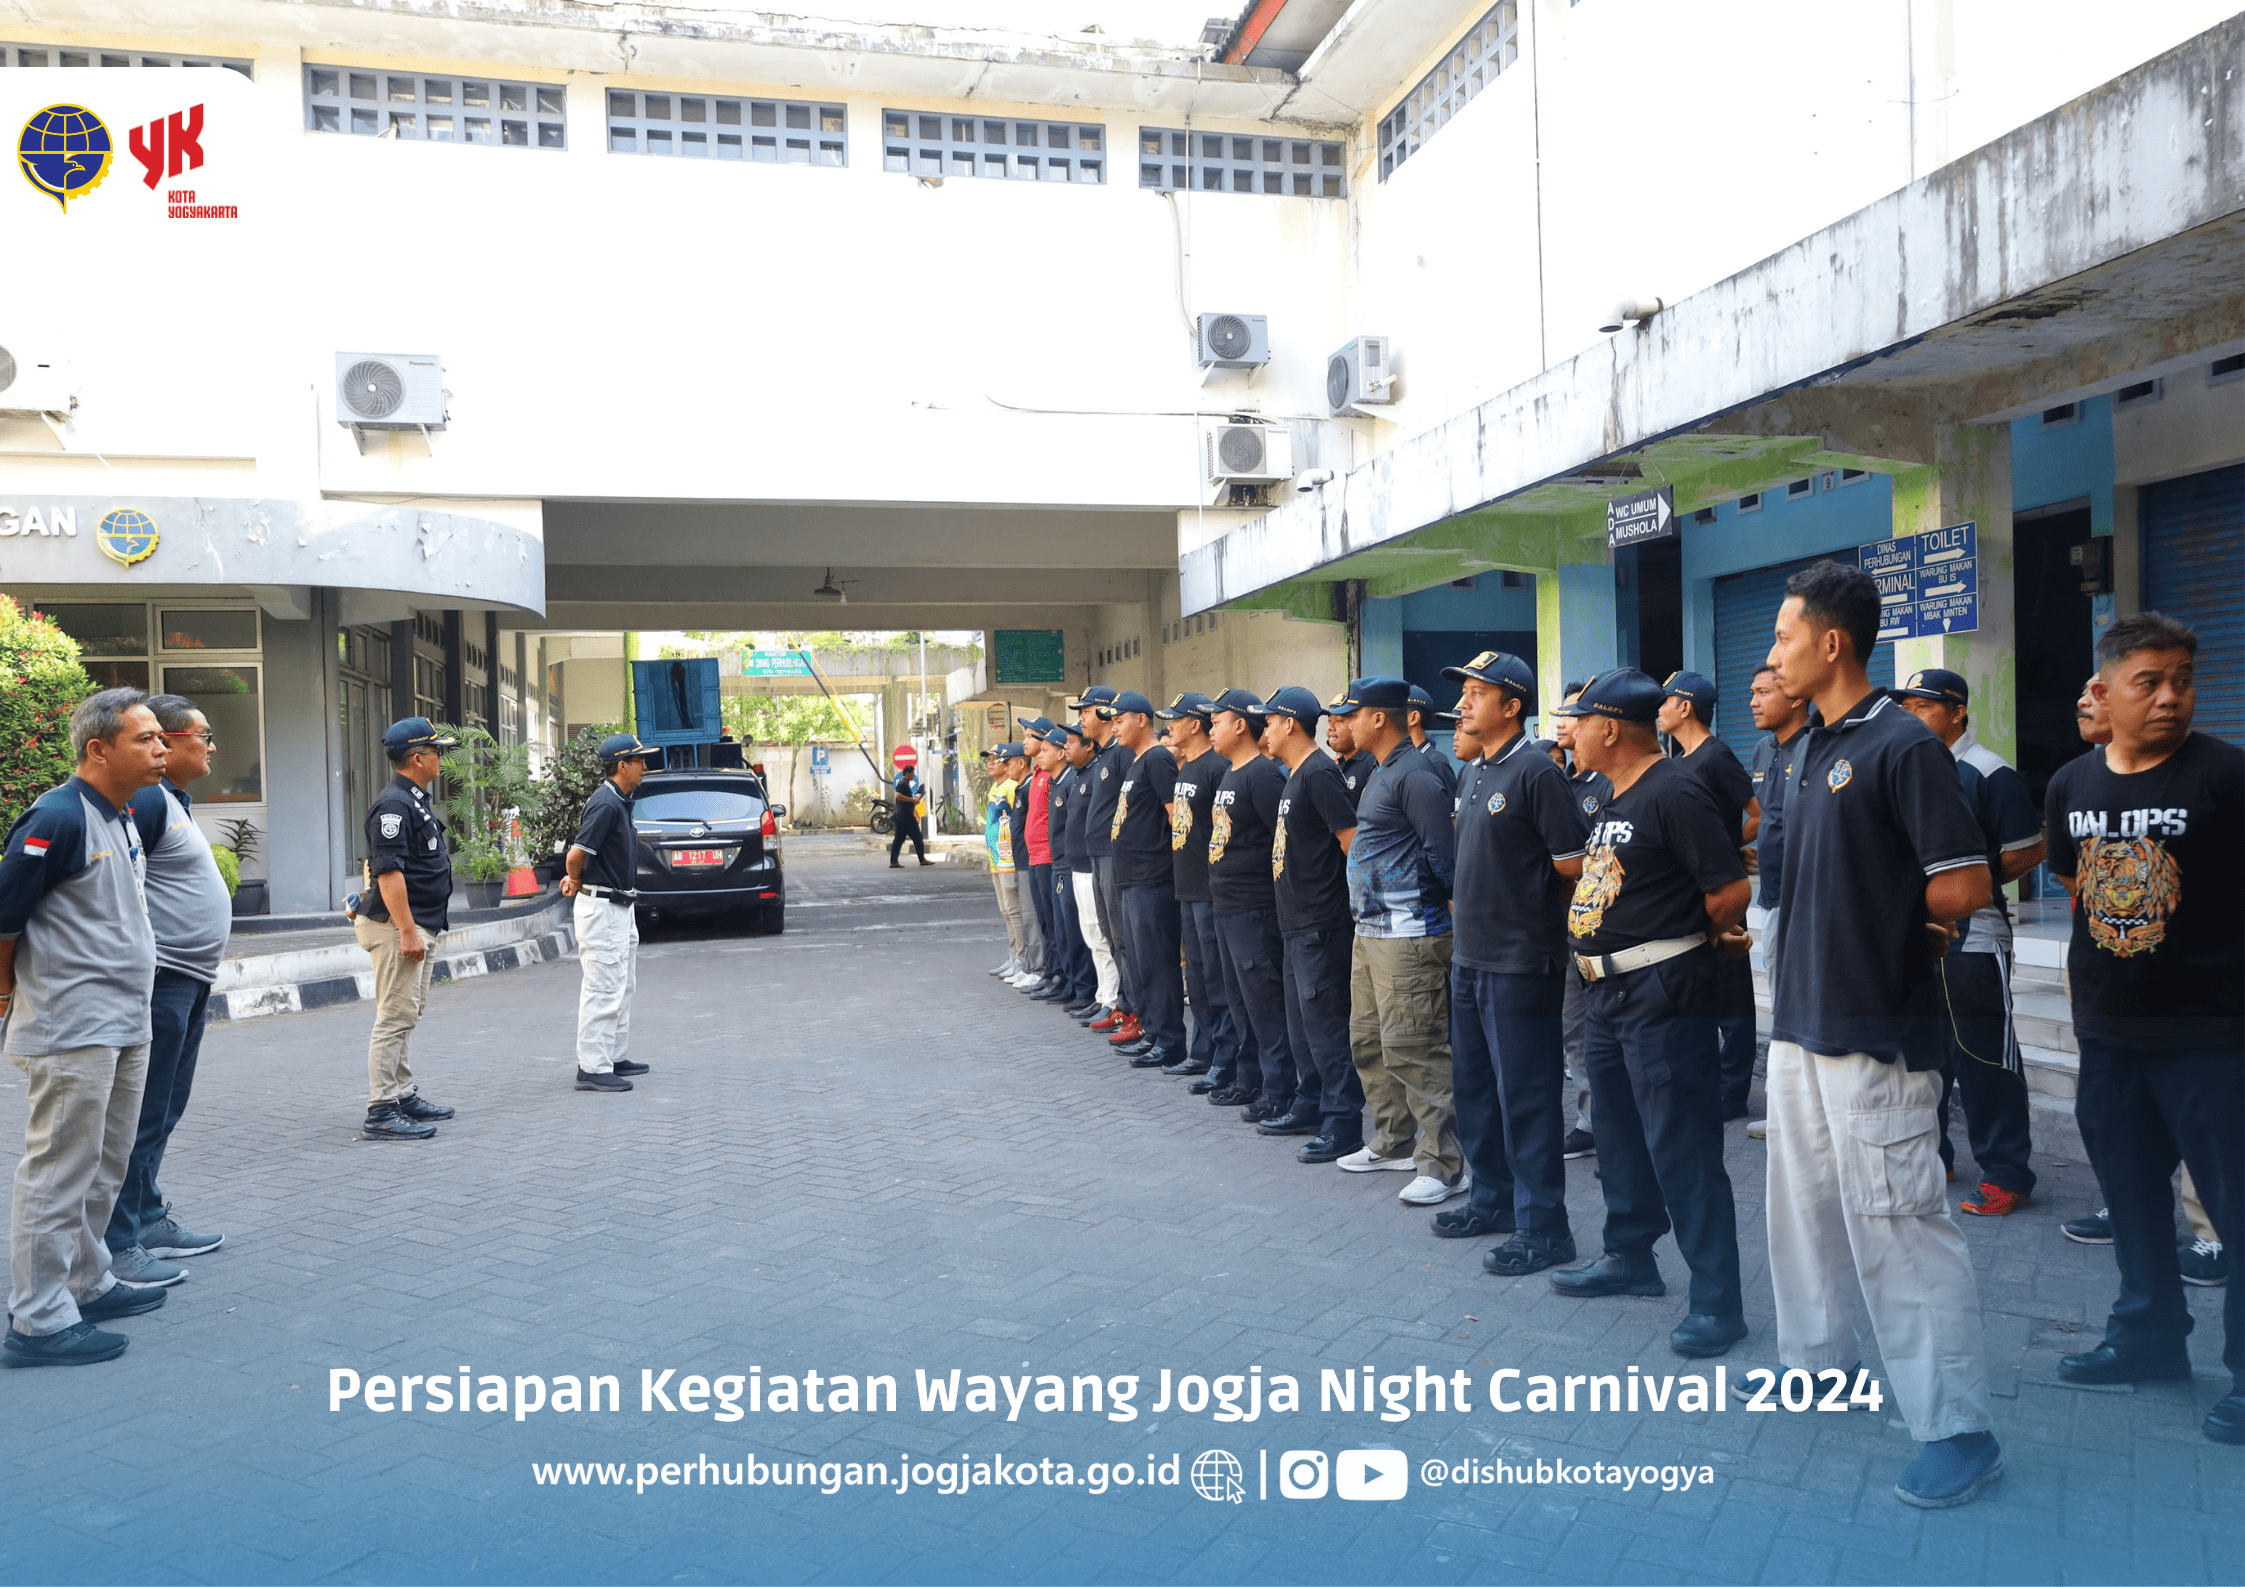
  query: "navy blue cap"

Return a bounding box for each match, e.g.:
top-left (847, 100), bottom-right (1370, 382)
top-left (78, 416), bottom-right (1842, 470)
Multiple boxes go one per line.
top-left (1329, 676), bottom-right (1411, 715)
top-left (1661, 670), bottom-right (1718, 711)
top-left (1054, 721), bottom-right (1087, 743)
top-left (1443, 648), bottom-right (1536, 700)
top-left (1067, 684), bottom-right (1119, 711)
top-left (383, 716), bottom-right (460, 755)
top-left (1018, 715), bottom-right (1058, 740)
top-left (1407, 683), bottom-right (1434, 714)
top-left (1156, 690), bottom-right (1214, 722)
top-left (1099, 689), bottom-right (1154, 719)
top-left (596, 731), bottom-right (655, 763)
top-left (1894, 667), bottom-right (1969, 705)
top-left (1261, 685), bottom-right (1326, 724)
top-left (1433, 709), bottom-right (1461, 726)
top-left (1209, 687), bottom-right (1268, 721)
top-left (1553, 668), bottom-right (1665, 723)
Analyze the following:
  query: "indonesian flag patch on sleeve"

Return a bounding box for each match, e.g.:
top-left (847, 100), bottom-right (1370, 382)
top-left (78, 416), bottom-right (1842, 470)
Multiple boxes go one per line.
top-left (20, 837), bottom-right (50, 857)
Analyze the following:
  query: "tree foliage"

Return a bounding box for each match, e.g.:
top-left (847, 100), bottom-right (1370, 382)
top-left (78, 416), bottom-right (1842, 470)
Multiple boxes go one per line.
top-left (0, 597), bottom-right (96, 834)
top-left (527, 722), bottom-right (621, 865)
top-left (435, 724), bottom-right (547, 880)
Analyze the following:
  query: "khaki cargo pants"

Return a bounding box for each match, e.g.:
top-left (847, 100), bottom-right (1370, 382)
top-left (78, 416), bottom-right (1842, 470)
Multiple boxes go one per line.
top-left (1348, 933), bottom-right (1460, 1180)
top-left (356, 915), bottom-right (436, 1105)
top-left (8, 1042), bottom-right (148, 1335)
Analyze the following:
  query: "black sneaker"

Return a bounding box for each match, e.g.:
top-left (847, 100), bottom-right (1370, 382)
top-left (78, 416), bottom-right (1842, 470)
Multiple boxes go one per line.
top-left (1484, 1231), bottom-right (1577, 1276)
top-left (2062, 1208), bottom-right (2113, 1245)
top-left (575, 1069), bottom-right (634, 1092)
top-left (362, 1103), bottom-right (435, 1141)
top-left (1210, 1085), bottom-right (1257, 1108)
top-left (1256, 1110), bottom-right (1320, 1137)
top-left (1297, 1132), bottom-right (1361, 1165)
top-left (80, 1281), bottom-right (167, 1322)
top-left (1161, 1057), bottom-right (1211, 1077)
top-left (1242, 1096), bottom-right (1285, 1124)
top-left (2179, 1238), bottom-right (2227, 1287)
top-left (395, 1093), bottom-right (455, 1122)
top-left (1187, 1074), bottom-right (1227, 1095)
top-left (1432, 1201), bottom-right (1516, 1240)
top-left (611, 1059), bottom-right (650, 1077)
top-left (3, 1320), bottom-right (129, 1367)
top-left (1562, 1129), bottom-right (1595, 1160)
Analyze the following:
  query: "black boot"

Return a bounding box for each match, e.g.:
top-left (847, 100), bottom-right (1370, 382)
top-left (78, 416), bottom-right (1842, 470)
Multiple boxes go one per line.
top-left (395, 1092), bottom-right (454, 1122)
top-left (361, 1102), bottom-right (435, 1141)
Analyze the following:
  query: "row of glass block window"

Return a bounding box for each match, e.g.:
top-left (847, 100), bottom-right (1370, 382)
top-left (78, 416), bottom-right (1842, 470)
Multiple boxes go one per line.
top-left (1377, 1), bottom-right (1519, 180)
top-left (1, 42), bottom-right (252, 73)
top-left (606, 91), bottom-right (844, 164)
top-left (1136, 129), bottom-right (1347, 197)
top-left (304, 69), bottom-right (566, 147)
top-left (879, 112), bottom-right (1106, 181)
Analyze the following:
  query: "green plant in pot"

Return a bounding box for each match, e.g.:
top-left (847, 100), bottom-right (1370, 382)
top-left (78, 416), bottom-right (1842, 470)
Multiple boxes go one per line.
top-left (526, 723), bottom-right (621, 875)
top-left (434, 725), bottom-right (547, 907)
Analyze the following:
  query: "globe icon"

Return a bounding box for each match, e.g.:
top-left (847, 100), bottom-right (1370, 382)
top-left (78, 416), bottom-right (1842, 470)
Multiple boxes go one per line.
top-left (1190, 1448), bottom-right (1244, 1503)
top-left (97, 509), bottom-right (159, 567)
top-left (18, 104), bottom-right (113, 212)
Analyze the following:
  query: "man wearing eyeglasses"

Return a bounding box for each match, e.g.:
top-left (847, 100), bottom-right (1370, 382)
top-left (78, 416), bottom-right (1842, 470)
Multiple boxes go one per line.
top-left (99, 697), bottom-right (234, 1288)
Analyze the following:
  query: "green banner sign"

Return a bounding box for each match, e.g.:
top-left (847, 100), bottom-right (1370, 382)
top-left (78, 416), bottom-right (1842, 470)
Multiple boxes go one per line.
top-left (742, 649), bottom-right (814, 677)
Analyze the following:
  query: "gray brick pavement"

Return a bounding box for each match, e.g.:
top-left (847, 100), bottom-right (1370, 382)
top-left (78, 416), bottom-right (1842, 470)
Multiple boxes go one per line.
top-left (0, 841), bottom-right (2236, 1584)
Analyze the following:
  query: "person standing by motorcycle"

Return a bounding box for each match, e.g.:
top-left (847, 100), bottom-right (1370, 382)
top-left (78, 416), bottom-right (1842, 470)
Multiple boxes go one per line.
top-left (889, 753), bottom-right (931, 868)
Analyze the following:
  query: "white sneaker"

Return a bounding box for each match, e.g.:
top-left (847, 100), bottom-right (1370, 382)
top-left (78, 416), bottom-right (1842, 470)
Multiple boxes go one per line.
top-left (1010, 972), bottom-right (1041, 989)
top-left (1397, 1174), bottom-right (1463, 1206)
top-left (1336, 1146), bottom-right (1415, 1173)
top-left (991, 959), bottom-right (1018, 977)
top-left (1746, 1118), bottom-right (1768, 1140)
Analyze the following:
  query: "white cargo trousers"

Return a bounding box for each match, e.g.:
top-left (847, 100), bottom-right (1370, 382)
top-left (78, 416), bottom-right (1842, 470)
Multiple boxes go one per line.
top-left (1764, 1040), bottom-right (1995, 1443)
top-left (573, 893), bottom-right (639, 1075)
top-left (1072, 870), bottom-right (1120, 1007)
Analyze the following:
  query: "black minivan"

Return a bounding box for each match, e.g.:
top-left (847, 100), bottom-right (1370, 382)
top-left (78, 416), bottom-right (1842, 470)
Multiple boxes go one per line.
top-left (628, 768), bottom-right (786, 931)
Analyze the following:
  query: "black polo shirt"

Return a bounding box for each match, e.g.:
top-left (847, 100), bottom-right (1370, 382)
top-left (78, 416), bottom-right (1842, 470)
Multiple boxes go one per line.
top-left (1169, 747), bottom-right (1223, 902)
top-left (1750, 727), bottom-right (1805, 910)
top-left (2045, 731), bottom-right (2243, 1052)
top-left (1770, 691), bottom-right (1988, 1067)
top-left (364, 772), bottom-right (452, 932)
top-left (570, 778), bottom-right (639, 899)
top-left (1566, 758), bottom-right (1742, 958)
top-left (1210, 754), bottom-right (1285, 917)
top-left (1336, 749), bottom-right (1379, 810)
top-left (1113, 744), bottom-right (1179, 889)
top-left (1414, 738), bottom-right (1458, 801)
top-left (1008, 774), bottom-right (1034, 870)
top-left (1569, 767), bottom-right (1613, 822)
top-left (1274, 750), bottom-right (1358, 937)
top-left (1046, 765), bottom-right (1077, 871)
top-left (1082, 738), bottom-right (1129, 860)
top-left (1678, 734), bottom-right (1754, 838)
top-left (1061, 760), bottom-right (1097, 874)
top-left (1454, 731), bottom-right (1591, 975)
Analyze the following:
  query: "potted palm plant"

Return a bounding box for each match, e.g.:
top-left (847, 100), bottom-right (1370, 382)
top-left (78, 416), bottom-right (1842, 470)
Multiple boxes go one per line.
top-left (434, 725), bottom-right (546, 911)
top-left (218, 817), bottom-right (268, 916)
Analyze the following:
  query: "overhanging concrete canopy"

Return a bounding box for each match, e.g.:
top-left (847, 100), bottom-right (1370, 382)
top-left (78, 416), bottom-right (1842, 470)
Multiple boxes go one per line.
top-left (1182, 16), bottom-right (2245, 613)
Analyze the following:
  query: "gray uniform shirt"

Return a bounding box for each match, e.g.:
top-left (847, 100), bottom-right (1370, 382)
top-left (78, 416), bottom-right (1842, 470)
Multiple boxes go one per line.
top-left (130, 781), bottom-right (234, 983)
top-left (0, 778), bottom-right (158, 1055)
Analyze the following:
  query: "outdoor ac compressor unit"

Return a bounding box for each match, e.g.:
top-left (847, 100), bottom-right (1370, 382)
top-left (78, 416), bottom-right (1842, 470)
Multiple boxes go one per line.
top-left (1196, 312), bottom-right (1269, 370)
top-left (1205, 421), bottom-right (1293, 484)
top-left (334, 352), bottom-right (447, 430)
top-left (1327, 335), bottom-right (1394, 414)
top-left (0, 344), bottom-right (77, 416)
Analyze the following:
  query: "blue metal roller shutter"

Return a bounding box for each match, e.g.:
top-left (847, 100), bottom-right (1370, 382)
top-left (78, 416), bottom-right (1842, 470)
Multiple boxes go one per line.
top-left (1711, 548), bottom-right (1894, 758)
top-left (2141, 464), bottom-right (2245, 744)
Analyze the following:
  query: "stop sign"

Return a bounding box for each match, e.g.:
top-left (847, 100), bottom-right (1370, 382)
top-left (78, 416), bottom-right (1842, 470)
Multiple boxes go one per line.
top-left (892, 745), bottom-right (919, 767)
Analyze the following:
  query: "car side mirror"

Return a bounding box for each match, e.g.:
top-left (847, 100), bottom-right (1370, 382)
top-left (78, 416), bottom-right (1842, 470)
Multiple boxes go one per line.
top-left (768, 805), bottom-right (787, 818)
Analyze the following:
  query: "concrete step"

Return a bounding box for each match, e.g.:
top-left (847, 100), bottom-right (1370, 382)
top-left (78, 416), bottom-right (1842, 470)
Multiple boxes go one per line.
top-left (2021, 1040), bottom-right (2077, 1100)
top-left (2014, 988), bottom-right (2077, 1054)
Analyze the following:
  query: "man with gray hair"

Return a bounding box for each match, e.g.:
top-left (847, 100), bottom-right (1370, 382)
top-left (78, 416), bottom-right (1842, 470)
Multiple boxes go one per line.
top-left (1, 689), bottom-right (171, 1367)
top-left (102, 695), bottom-right (234, 1283)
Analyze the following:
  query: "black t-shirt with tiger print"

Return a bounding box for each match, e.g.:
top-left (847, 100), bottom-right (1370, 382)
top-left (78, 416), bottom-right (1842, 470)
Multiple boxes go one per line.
top-left (1168, 747), bottom-right (1223, 902)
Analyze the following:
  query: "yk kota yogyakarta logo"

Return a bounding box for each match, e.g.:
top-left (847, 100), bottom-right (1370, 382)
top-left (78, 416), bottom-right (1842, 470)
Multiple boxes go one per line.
top-left (19, 100), bottom-right (206, 212)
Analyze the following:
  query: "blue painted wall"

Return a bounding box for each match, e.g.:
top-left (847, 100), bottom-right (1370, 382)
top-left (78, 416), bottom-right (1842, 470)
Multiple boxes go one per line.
top-left (1680, 473), bottom-right (1895, 676)
top-left (2011, 396), bottom-right (2114, 528)
top-left (1364, 574), bottom-right (1539, 679)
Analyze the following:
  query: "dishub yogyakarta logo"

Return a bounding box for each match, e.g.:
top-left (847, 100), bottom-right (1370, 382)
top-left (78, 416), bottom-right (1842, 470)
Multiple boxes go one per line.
top-left (18, 100), bottom-right (207, 212)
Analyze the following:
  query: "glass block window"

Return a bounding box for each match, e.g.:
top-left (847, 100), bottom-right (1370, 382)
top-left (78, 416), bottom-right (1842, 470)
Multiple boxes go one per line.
top-left (881, 111), bottom-right (1104, 181)
top-left (609, 91), bottom-right (843, 164)
top-left (2, 43), bottom-right (253, 75)
top-left (1137, 128), bottom-right (1345, 197)
top-left (1377, 1), bottom-right (1518, 179)
top-left (304, 67), bottom-right (565, 148)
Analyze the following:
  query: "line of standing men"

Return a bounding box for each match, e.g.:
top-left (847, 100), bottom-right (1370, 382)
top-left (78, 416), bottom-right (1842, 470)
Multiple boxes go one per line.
top-left (978, 560), bottom-right (2241, 1508)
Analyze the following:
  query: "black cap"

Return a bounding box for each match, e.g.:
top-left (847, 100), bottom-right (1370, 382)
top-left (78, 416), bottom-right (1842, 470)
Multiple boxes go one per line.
top-left (1661, 670), bottom-right (1717, 711)
top-left (1209, 688), bottom-right (1269, 722)
top-left (1099, 690), bottom-right (1154, 719)
top-left (1894, 667), bottom-right (1969, 705)
top-left (1442, 649), bottom-right (1535, 700)
top-left (383, 716), bottom-right (460, 755)
top-left (1067, 684), bottom-right (1119, 711)
top-left (1260, 686), bottom-right (1325, 724)
top-left (1156, 690), bottom-right (1214, 722)
top-left (1552, 668), bottom-right (1664, 723)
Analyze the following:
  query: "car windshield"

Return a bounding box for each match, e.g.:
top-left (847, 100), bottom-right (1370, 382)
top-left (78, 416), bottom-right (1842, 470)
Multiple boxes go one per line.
top-left (632, 786), bottom-right (764, 824)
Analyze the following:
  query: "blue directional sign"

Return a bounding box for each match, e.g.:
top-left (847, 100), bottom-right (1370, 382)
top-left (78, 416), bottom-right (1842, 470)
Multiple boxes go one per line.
top-left (1861, 520), bottom-right (1979, 642)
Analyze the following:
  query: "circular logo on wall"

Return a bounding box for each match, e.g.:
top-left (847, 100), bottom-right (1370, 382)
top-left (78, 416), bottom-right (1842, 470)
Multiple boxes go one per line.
top-left (96, 508), bottom-right (159, 566)
top-left (19, 104), bottom-right (113, 212)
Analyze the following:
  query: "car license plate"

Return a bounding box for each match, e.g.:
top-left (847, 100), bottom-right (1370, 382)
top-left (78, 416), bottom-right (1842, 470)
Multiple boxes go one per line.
top-left (671, 848), bottom-right (730, 868)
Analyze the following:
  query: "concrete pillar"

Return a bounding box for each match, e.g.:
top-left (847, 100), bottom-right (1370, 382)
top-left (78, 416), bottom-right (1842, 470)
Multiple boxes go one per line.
top-left (1536, 562), bottom-right (1619, 721)
top-left (262, 592), bottom-right (344, 914)
top-left (1887, 421), bottom-right (2017, 760)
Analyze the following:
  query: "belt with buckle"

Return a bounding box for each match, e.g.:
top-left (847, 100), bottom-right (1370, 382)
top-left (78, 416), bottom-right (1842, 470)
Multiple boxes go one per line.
top-left (578, 884), bottom-right (637, 905)
top-left (1574, 932), bottom-right (1707, 982)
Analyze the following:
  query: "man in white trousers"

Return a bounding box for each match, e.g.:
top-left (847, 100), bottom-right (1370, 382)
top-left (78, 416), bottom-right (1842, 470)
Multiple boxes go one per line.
top-left (562, 733), bottom-right (657, 1094)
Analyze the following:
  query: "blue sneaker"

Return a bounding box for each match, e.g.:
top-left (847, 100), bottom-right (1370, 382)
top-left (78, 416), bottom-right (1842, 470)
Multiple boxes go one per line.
top-left (1895, 1432), bottom-right (2002, 1508)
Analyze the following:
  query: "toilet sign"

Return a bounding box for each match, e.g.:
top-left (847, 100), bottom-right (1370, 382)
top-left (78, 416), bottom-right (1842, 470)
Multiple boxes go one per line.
top-left (1862, 521), bottom-right (1979, 641)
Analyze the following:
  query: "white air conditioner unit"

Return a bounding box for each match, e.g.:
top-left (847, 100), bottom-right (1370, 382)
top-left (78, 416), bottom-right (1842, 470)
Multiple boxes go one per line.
top-left (0, 344), bottom-right (78, 417)
top-left (1205, 421), bottom-right (1293, 484)
top-left (1196, 312), bottom-right (1269, 370)
top-left (335, 352), bottom-right (447, 431)
top-left (1327, 335), bottom-right (1394, 414)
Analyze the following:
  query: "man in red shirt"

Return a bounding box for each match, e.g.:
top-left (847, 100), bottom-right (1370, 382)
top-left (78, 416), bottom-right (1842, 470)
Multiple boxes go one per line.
top-left (1020, 728), bottom-right (1059, 996)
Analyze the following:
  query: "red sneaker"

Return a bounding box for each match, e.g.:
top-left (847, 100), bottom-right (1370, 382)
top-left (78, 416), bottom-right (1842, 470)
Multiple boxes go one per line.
top-left (1089, 1008), bottom-right (1124, 1032)
top-left (1107, 1018), bottom-right (1144, 1046)
top-left (1960, 1182), bottom-right (2030, 1216)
